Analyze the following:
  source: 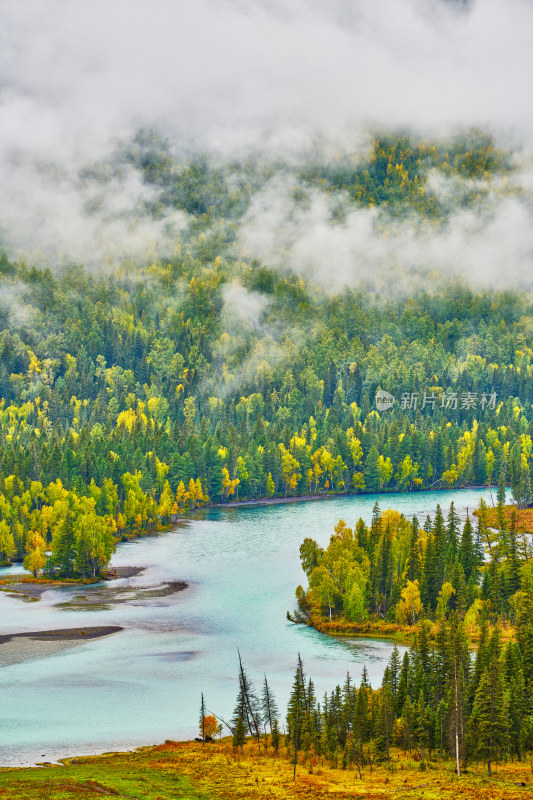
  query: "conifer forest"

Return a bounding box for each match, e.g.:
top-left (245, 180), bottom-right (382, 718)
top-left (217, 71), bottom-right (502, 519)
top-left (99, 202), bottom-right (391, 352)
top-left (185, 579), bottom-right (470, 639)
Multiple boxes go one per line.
top-left (1, 1), bottom-right (533, 797)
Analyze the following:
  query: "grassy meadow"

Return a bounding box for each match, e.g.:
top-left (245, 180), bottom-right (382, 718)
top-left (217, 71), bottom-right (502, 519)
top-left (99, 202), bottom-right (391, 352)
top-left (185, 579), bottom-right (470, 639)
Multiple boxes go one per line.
top-left (1, 739), bottom-right (531, 800)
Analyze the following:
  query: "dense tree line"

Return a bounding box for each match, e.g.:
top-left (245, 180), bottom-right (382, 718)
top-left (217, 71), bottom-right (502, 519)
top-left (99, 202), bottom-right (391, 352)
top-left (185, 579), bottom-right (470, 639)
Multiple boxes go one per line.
top-left (0, 134), bottom-right (531, 578)
top-left (281, 617), bottom-right (533, 777)
top-left (228, 611), bottom-right (533, 779)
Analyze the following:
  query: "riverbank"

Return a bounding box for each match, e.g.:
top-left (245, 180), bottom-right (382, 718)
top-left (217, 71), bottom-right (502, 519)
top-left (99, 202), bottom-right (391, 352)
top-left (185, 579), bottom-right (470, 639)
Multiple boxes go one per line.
top-left (312, 617), bottom-right (417, 642)
top-left (0, 739), bottom-right (529, 799)
top-left (477, 503), bottom-right (533, 533)
top-left (0, 565), bottom-right (148, 600)
top-left (0, 626), bottom-right (123, 667)
top-left (217, 483), bottom-right (496, 511)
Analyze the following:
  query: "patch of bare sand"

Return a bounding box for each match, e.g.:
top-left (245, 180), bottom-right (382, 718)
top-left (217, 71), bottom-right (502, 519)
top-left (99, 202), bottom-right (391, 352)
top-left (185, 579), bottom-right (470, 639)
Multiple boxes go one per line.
top-left (0, 626), bottom-right (123, 666)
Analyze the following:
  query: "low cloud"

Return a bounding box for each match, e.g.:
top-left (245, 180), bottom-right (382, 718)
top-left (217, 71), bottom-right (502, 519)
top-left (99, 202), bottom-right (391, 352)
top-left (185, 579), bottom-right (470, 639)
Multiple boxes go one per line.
top-left (0, 158), bottom-right (188, 267)
top-left (239, 170), bottom-right (533, 293)
top-left (0, 0), bottom-right (532, 278)
top-left (222, 281), bottom-right (270, 332)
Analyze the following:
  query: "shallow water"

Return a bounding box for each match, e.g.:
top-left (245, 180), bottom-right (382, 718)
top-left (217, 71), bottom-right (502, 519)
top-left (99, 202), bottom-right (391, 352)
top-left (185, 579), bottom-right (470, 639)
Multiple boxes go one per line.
top-left (0, 487), bottom-right (493, 766)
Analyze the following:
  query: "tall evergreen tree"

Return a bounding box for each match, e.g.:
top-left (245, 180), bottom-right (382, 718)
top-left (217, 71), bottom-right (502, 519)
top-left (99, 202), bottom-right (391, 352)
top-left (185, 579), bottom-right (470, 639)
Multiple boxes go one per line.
top-left (233, 651), bottom-right (262, 747)
top-left (260, 675), bottom-right (279, 735)
top-left (287, 653), bottom-right (307, 780)
top-left (446, 501), bottom-right (461, 561)
top-left (199, 692), bottom-right (206, 744)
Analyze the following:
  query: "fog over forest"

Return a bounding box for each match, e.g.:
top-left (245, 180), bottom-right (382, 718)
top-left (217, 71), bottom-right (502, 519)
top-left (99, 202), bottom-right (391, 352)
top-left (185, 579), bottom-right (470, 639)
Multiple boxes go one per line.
top-left (0, 0), bottom-right (532, 290)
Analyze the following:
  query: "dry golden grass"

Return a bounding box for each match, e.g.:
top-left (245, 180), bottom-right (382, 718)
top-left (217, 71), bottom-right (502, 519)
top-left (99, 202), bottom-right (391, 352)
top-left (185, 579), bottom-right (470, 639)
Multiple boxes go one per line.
top-left (313, 617), bottom-right (416, 640)
top-left (1, 740), bottom-right (531, 800)
top-left (479, 505), bottom-right (533, 534)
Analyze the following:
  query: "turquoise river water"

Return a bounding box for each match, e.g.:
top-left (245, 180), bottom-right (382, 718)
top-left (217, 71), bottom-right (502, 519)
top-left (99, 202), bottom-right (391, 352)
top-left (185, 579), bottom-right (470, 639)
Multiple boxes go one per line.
top-left (0, 487), bottom-right (494, 766)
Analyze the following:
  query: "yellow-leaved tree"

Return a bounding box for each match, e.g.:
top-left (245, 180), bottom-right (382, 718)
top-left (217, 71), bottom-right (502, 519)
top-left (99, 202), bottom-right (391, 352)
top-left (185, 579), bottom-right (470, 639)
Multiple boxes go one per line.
top-left (396, 579), bottom-right (423, 625)
top-left (23, 530), bottom-right (47, 577)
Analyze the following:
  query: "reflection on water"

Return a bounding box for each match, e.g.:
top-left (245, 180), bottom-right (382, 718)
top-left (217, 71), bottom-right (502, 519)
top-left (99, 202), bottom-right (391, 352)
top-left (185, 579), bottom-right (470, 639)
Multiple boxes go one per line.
top-left (0, 487), bottom-right (492, 766)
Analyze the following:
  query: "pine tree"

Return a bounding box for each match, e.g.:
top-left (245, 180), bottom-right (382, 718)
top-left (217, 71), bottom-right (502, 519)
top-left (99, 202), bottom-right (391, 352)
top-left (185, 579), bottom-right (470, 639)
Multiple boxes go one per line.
top-left (260, 675), bottom-right (279, 735)
top-left (287, 653), bottom-right (306, 780)
top-left (446, 501), bottom-right (460, 560)
top-left (469, 628), bottom-right (508, 776)
top-left (233, 715), bottom-right (247, 752)
top-left (233, 651), bottom-right (261, 748)
top-left (199, 692), bottom-right (206, 744)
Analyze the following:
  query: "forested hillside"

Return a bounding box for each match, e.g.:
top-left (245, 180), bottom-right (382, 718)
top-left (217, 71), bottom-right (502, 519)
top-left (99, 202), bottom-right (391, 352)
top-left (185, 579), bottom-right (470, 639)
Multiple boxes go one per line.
top-left (0, 133), bottom-right (532, 578)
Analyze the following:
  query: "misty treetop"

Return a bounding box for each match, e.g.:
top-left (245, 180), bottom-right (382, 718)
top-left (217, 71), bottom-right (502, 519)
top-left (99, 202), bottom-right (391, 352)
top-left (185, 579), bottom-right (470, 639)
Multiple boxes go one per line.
top-left (0, 134), bottom-right (532, 578)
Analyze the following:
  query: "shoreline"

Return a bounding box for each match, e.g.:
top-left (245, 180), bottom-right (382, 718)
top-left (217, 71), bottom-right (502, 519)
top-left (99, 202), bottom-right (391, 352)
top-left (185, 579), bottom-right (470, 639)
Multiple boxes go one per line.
top-left (215, 483), bottom-right (498, 511)
top-left (0, 626), bottom-right (124, 669)
top-left (311, 618), bottom-right (417, 642)
top-left (0, 626), bottom-right (124, 645)
top-left (0, 566), bottom-right (148, 599)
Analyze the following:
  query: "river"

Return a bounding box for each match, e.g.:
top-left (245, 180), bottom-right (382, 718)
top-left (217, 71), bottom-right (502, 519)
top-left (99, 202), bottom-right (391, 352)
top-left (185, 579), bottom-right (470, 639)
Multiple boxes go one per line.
top-left (0, 487), bottom-right (493, 766)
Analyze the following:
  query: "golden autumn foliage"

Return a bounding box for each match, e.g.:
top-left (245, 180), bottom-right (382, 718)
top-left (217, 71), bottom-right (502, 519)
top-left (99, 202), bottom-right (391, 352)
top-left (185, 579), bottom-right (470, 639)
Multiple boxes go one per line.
top-left (478, 504), bottom-right (533, 534)
top-left (0, 739), bottom-right (530, 800)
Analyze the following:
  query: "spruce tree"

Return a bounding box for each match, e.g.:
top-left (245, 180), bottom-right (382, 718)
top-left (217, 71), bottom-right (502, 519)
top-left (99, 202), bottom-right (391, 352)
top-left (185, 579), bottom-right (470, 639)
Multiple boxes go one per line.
top-left (260, 675), bottom-right (279, 734)
top-left (388, 645), bottom-right (402, 705)
top-left (401, 696), bottom-right (415, 754)
top-left (504, 640), bottom-right (526, 761)
top-left (469, 666), bottom-right (507, 775)
top-left (233, 715), bottom-right (247, 752)
top-left (431, 504), bottom-right (447, 602)
top-left (396, 651), bottom-right (410, 718)
top-left (447, 614), bottom-right (469, 776)
top-left (404, 516), bottom-right (422, 582)
top-left (446, 501), bottom-right (460, 561)
top-left (496, 467), bottom-right (506, 506)
top-left (199, 692), bottom-right (206, 744)
top-left (506, 510), bottom-right (521, 597)
top-left (271, 717), bottom-right (280, 752)
top-left (458, 515), bottom-right (476, 583)
top-left (287, 654), bottom-right (306, 779)
top-left (414, 689), bottom-right (429, 760)
top-left (364, 447), bottom-right (380, 493)
top-left (232, 651), bottom-right (261, 748)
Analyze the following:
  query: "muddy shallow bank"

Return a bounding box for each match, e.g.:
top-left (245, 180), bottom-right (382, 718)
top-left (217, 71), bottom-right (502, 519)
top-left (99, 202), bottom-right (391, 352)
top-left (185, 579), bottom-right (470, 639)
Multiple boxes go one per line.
top-left (0, 626), bottom-right (124, 644)
top-left (0, 567), bottom-right (188, 610)
top-left (0, 626), bottom-right (124, 667)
